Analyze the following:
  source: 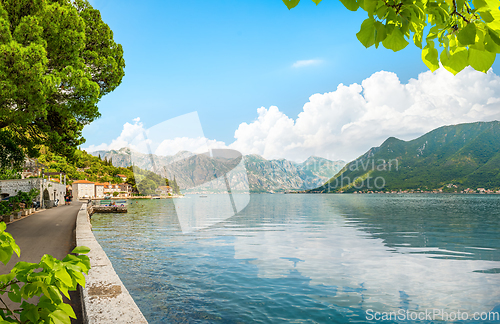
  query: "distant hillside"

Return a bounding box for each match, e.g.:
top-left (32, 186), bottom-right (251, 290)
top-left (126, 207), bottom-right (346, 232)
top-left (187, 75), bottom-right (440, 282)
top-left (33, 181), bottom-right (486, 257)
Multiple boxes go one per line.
top-left (315, 121), bottom-right (500, 193)
top-left (91, 148), bottom-right (345, 192)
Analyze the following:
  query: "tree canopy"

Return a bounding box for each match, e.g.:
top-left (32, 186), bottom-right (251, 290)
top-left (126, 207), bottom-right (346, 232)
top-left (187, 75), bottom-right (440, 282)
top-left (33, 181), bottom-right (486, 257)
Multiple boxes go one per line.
top-left (0, 0), bottom-right (125, 170)
top-left (283, 0), bottom-right (500, 74)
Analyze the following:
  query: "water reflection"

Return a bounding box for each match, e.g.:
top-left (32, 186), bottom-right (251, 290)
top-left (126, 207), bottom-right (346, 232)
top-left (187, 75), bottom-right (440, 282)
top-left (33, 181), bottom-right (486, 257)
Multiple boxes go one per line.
top-left (91, 194), bottom-right (500, 323)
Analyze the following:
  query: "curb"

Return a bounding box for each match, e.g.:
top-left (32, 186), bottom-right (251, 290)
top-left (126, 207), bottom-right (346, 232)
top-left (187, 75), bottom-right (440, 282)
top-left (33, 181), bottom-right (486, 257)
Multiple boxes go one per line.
top-left (76, 203), bottom-right (148, 323)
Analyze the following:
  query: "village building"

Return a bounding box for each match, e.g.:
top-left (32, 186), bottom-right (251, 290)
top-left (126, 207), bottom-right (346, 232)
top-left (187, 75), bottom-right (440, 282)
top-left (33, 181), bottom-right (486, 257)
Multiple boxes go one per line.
top-left (103, 183), bottom-right (121, 196)
top-left (94, 183), bottom-right (106, 198)
top-left (72, 180), bottom-right (95, 199)
top-left (116, 174), bottom-right (128, 182)
top-left (155, 186), bottom-right (172, 196)
top-left (119, 183), bottom-right (133, 197)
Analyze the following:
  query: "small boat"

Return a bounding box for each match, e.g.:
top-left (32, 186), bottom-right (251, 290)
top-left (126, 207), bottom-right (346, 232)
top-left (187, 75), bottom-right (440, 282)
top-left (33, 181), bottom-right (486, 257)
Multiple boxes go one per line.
top-left (199, 195), bottom-right (208, 198)
top-left (151, 196), bottom-right (161, 199)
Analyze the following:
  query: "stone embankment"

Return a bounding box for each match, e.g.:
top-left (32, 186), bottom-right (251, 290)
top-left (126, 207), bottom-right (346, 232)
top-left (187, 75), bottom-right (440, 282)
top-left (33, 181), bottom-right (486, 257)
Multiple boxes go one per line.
top-left (76, 203), bottom-right (147, 323)
top-left (86, 205), bottom-right (127, 215)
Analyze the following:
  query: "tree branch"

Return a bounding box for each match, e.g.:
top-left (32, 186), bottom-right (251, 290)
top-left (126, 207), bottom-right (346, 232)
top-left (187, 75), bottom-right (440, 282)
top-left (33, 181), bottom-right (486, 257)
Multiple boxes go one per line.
top-left (0, 296), bottom-right (21, 323)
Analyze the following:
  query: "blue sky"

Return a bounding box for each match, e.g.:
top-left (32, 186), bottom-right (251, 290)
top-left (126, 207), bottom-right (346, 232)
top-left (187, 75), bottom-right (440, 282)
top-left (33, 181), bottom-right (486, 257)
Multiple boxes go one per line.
top-left (83, 0), bottom-right (500, 162)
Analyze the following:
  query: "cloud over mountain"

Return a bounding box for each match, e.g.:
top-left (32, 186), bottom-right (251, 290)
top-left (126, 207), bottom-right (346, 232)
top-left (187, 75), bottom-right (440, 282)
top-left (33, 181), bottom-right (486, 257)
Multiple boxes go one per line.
top-left (86, 68), bottom-right (500, 162)
top-left (229, 67), bottom-right (500, 161)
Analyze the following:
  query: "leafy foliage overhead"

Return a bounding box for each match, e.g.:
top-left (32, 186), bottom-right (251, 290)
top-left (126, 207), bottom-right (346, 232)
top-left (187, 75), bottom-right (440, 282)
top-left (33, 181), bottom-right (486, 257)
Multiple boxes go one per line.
top-left (0, 0), bottom-right (125, 169)
top-left (282, 0), bottom-right (500, 74)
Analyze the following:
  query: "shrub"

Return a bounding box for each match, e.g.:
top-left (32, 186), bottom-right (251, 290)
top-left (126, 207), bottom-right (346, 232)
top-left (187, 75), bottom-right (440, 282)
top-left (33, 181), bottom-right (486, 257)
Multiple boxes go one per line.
top-left (0, 222), bottom-right (90, 323)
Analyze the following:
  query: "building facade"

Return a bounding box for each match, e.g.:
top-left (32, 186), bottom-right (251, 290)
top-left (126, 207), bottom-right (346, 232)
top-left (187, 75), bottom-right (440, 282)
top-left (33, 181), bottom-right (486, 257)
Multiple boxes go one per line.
top-left (118, 183), bottom-right (133, 197)
top-left (0, 178), bottom-right (66, 206)
top-left (94, 183), bottom-right (105, 198)
top-left (72, 180), bottom-right (96, 199)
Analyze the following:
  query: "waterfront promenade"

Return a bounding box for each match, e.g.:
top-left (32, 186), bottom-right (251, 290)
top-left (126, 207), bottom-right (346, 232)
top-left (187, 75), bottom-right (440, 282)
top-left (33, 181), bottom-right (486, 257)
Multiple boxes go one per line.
top-left (1, 202), bottom-right (83, 323)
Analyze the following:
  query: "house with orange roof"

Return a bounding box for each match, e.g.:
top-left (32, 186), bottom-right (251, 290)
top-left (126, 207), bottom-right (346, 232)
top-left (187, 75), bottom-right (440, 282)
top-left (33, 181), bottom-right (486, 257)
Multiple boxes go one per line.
top-left (155, 186), bottom-right (172, 196)
top-left (115, 174), bottom-right (128, 182)
top-left (94, 183), bottom-right (106, 198)
top-left (119, 183), bottom-right (133, 197)
top-left (72, 180), bottom-right (95, 199)
top-left (103, 182), bottom-right (121, 196)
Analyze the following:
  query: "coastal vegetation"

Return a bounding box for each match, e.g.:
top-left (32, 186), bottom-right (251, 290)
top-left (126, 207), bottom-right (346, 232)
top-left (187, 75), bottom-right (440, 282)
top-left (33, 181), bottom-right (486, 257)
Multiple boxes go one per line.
top-left (0, 0), bottom-right (125, 173)
top-left (283, 0), bottom-right (500, 74)
top-left (37, 148), bottom-right (133, 185)
top-left (0, 0), bottom-right (124, 321)
top-left (37, 147), bottom-right (180, 196)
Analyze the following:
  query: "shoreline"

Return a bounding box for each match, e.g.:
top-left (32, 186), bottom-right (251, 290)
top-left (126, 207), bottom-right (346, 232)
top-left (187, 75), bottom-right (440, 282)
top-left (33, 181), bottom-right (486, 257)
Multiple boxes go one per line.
top-left (76, 203), bottom-right (148, 323)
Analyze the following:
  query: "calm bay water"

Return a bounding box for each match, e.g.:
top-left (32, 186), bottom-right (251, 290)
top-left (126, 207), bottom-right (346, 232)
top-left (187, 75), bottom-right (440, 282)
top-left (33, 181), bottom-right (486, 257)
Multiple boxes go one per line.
top-left (91, 194), bottom-right (500, 323)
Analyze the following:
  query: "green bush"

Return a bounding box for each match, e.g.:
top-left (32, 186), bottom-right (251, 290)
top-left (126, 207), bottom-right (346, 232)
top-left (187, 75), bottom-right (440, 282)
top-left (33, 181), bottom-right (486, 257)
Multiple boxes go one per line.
top-left (0, 202), bottom-right (11, 216)
top-left (0, 222), bottom-right (90, 323)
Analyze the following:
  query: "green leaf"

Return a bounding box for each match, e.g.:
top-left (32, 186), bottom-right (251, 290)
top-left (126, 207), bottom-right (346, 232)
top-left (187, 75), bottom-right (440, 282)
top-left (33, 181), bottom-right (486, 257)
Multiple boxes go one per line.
top-left (382, 27), bottom-right (409, 52)
top-left (469, 48), bottom-right (496, 72)
top-left (456, 0), bottom-right (466, 9)
top-left (48, 309), bottom-right (71, 324)
top-left (282, 0), bottom-right (300, 9)
top-left (11, 241), bottom-right (20, 258)
top-left (457, 23), bottom-right (476, 45)
top-left (340, 0), bottom-right (359, 11)
top-left (376, 4), bottom-right (388, 18)
top-left (440, 47), bottom-right (469, 74)
top-left (0, 247), bottom-right (11, 265)
top-left (55, 268), bottom-right (73, 287)
top-left (41, 254), bottom-right (55, 269)
top-left (26, 307), bottom-right (40, 323)
top-left (58, 303), bottom-right (76, 319)
top-left (488, 28), bottom-right (500, 46)
top-left (473, 0), bottom-right (488, 10)
top-left (311, 0), bottom-right (322, 4)
top-left (71, 246), bottom-right (90, 254)
top-left (485, 32), bottom-right (500, 52)
top-left (58, 285), bottom-right (70, 299)
top-left (374, 21), bottom-right (387, 48)
top-left (67, 269), bottom-right (86, 288)
top-left (413, 30), bottom-right (423, 49)
top-left (8, 291), bottom-right (21, 303)
top-left (364, 0), bottom-right (379, 16)
top-left (356, 18), bottom-right (376, 48)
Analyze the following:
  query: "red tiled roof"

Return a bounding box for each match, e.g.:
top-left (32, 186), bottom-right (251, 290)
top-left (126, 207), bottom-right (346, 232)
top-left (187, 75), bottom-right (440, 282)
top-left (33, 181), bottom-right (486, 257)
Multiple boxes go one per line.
top-left (73, 180), bottom-right (95, 184)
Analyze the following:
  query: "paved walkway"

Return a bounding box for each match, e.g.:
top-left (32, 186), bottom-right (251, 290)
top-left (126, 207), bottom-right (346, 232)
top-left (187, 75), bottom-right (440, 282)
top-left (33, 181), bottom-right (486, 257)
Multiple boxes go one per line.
top-left (1, 202), bottom-right (83, 323)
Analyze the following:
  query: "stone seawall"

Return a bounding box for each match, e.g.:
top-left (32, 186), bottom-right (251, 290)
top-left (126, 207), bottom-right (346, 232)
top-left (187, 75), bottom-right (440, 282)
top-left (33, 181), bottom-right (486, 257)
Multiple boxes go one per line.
top-left (76, 203), bottom-right (148, 323)
top-left (87, 205), bottom-right (127, 215)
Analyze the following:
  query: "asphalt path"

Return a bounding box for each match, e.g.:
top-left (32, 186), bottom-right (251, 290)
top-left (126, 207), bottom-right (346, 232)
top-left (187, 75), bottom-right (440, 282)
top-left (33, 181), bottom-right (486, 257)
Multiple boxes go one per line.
top-left (1, 202), bottom-right (83, 323)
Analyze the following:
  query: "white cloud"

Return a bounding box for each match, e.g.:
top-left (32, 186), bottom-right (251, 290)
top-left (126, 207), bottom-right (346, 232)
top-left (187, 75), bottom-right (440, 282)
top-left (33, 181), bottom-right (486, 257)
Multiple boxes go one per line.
top-left (155, 137), bottom-right (227, 156)
top-left (84, 119), bottom-right (146, 152)
top-left (86, 67), bottom-right (500, 163)
top-left (292, 59), bottom-right (322, 68)
top-left (230, 67), bottom-right (500, 162)
top-left (85, 118), bottom-right (227, 156)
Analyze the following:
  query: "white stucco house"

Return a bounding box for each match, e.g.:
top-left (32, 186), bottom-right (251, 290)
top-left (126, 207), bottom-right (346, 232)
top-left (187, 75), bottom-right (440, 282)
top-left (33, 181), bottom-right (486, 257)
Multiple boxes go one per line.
top-left (72, 180), bottom-right (95, 199)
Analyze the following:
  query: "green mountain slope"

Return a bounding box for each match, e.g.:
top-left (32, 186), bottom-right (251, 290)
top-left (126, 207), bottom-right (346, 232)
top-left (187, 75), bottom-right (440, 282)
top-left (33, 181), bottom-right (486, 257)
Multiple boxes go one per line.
top-left (315, 121), bottom-right (500, 193)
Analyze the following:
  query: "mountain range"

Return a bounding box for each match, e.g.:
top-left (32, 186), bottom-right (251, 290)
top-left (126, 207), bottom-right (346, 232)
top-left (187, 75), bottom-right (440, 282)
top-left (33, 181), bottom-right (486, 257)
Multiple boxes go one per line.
top-left (315, 121), bottom-right (500, 193)
top-left (90, 148), bottom-right (345, 192)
